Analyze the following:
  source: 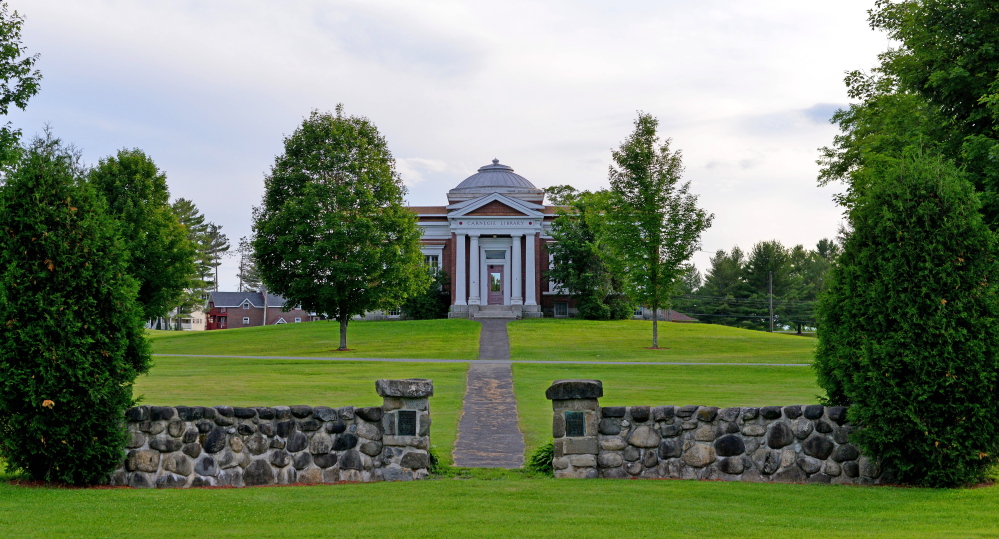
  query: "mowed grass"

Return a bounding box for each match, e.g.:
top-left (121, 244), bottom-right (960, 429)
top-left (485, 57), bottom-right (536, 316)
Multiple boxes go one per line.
top-left (508, 319), bottom-right (816, 363)
top-left (511, 363), bottom-right (822, 456)
top-left (133, 356), bottom-right (468, 465)
top-left (2, 477), bottom-right (997, 538)
top-left (149, 318), bottom-right (481, 359)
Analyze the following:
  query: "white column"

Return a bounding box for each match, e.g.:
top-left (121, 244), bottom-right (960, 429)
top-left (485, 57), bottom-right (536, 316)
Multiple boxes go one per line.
top-left (511, 234), bottom-right (523, 305)
top-left (454, 233), bottom-right (467, 306)
top-left (525, 233), bottom-right (537, 306)
top-left (468, 234), bottom-right (481, 305)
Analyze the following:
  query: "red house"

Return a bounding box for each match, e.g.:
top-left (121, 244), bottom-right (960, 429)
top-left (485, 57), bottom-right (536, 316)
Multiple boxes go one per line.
top-left (205, 291), bottom-right (320, 330)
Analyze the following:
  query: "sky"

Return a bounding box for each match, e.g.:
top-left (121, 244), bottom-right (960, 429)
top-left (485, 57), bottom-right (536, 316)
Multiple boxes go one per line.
top-left (7, 0), bottom-right (892, 290)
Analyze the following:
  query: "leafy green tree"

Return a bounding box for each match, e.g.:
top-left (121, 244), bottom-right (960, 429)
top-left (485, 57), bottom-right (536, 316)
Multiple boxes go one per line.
top-left (0, 3), bottom-right (40, 168)
top-left (236, 236), bottom-right (261, 292)
top-left (544, 184), bottom-right (579, 206)
top-left (604, 112), bottom-right (713, 347)
top-left (401, 267), bottom-right (450, 319)
top-left (548, 189), bottom-right (631, 320)
top-left (253, 106), bottom-right (428, 350)
top-left (88, 149), bottom-right (196, 320)
top-left (0, 133), bottom-right (151, 484)
top-left (815, 153), bottom-right (999, 487)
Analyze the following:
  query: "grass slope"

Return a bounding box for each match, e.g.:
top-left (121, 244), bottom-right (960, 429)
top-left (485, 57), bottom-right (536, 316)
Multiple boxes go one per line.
top-left (149, 319), bottom-right (481, 359)
top-left (2, 478), bottom-right (997, 538)
top-left (508, 319), bottom-right (816, 363)
top-left (133, 356), bottom-right (468, 465)
top-left (512, 363), bottom-right (822, 456)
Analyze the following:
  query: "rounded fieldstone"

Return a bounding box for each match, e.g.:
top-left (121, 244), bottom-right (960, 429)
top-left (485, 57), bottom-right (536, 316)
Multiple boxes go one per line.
top-left (652, 406), bottom-right (674, 421)
top-left (719, 407), bottom-right (741, 422)
top-left (275, 420), bottom-right (296, 438)
top-left (338, 406), bottom-right (355, 420)
top-left (796, 456), bottom-right (822, 474)
top-left (182, 443), bottom-right (202, 459)
top-left (126, 406), bottom-right (149, 421)
top-left (202, 427), bottom-right (227, 453)
top-left (214, 406), bottom-right (234, 418)
top-left (182, 428), bottom-right (199, 444)
top-left (661, 424), bottom-right (682, 437)
top-left (313, 452), bottom-right (338, 468)
top-left (827, 406), bottom-right (848, 425)
top-left (357, 423), bottom-right (381, 441)
top-left (808, 473), bottom-right (832, 484)
top-left (766, 422), bottom-right (794, 449)
top-left (625, 462), bottom-right (643, 476)
top-left (714, 434), bottom-right (746, 457)
top-left (815, 420), bottom-right (833, 434)
top-left (792, 418), bottom-right (814, 440)
top-left (270, 438), bottom-right (285, 450)
top-left (824, 461), bottom-right (842, 476)
top-left (287, 405), bottom-right (310, 418)
top-left (834, 426), bottom-right (853, 444)
top-left (174, 406), bottom-right (198, 421)
top-left (340, 450), bottom-right (365, 470)
top-left (718, 457), bottom-right (744, 475)
top-left (127, 431), bottom-right (145, 449)
top-left (627, 426), bottom-right (661, 448)
top-left (355, 407), bottom-right (384, 422)
top-left (696, 407), bottom-right (719, 422)
top-left (843, 460), bottom-right (860, 477)
top-left (599, 418), bottom-right (622, 435)
top-left (255, 407), bottom-right (275, 420)
top-left (545, 379), bottom-right (602, 400)
top-left (753, 449), bottom-right (781, 475)
top-left (234, 407), bottom-right (257, 419)
top-left (230, 436), bottom-right (244, 453)
top-left (741, 424), bottom-right (766, 437)
top-left (245, 432), bottom-right (269, 455)
top-left (623, 446), bottom-right (641, 462)
top-left (772, 465), bottom-right (806, 483)
top-left (150, 437), bottom-right (184, 453)
top-left (273, 406), bottom-right (292, 420)
top-left (326, 419), bottom-right (347, 434)
top-left (742, 407), bottom-right (760, 420)
top-left (243, 459), bottom-right (274, 486)
top-left (310, 432), bottom-right (333, 454)
top-left (195, 456), bottom-right (218, 476)
top-left (149, 406), bottom-right (175, 421)
top-left (293, 452), bottom-right (312, 470)
top-left (600, 437), bottom-right (627, 451)
top-left (802, 436), bottom-right (835, 460)
top-left (155, 473), bottom-right (188, 489)
top-left (859, 456), bottom-right (882, 478)
top-left (286, 431), bottom-right (308, 453)
top-left (681, 444), bottom-right (716, 467)
top-left (629, 406), bottom-right (651, 423)
top-left (676, 405), bottom-right (699, 418)
top-left (803, 405), bottom-right (825, 420)
top-left (658, 439), bottom-right (682, 459)
top-left (126, 450), bottom-right (159, 473)
top-left (359, 441), bottom-right (382, 456)
top-left (760, 406), bottom-right (782, 420)
top-left (237, 424), bottom-right (255, 436)
top-left (642, 449), bottom-right (658, 468)
top-left (313, 406), bottom-right (337, 421)
top-left (598, 452), bottom-right (624, 468)
top-left (832, 444), bottom-right (860, 462)
top-left (783, 406), bottom-right (803, 420)
top-left (270, 450), bottom-right (291, 467)
top-left (332, 433), bottom-right (359, 451)
top-left (167, 420), bottom-right (185, 438)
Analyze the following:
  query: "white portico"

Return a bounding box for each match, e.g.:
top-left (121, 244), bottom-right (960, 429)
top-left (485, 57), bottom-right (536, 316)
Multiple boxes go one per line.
top-left (410, 159), bottom-right (558, 319)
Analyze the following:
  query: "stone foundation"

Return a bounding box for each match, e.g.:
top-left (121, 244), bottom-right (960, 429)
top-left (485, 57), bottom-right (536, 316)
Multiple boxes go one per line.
top-left (112, 378), bottom-right (433, 488)
top-left (547, 379), bottom-right (890, 484)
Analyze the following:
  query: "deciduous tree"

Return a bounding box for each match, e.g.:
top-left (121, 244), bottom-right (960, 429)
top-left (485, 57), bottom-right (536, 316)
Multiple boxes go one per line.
top-left (0, 3), bottom-right (40, 168)
top-left (253, 107), bottom-right (428, 350)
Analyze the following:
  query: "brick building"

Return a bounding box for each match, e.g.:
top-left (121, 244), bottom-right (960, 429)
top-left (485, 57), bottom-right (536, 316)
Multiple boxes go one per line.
top-left (205, 291), bottom-right (319, 330)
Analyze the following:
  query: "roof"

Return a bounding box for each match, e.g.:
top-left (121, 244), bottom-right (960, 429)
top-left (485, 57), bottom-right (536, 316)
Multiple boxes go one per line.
top-left (408, 206), bottom-right (448, 215)
top-left (209, 291), bottom-right (290, 308)
top-left (452, 159), bottom-right (537, 190)
top-left (666, 310), bottom-right (698, 322)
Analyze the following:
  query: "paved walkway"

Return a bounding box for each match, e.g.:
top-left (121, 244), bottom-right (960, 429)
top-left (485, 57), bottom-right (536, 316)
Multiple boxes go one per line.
top-left (452, 320), bottom-right (525, 468)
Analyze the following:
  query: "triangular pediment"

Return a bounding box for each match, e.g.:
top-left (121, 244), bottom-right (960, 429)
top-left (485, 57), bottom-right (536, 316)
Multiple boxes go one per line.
top-left (447, 193), bottom-right (544, 218)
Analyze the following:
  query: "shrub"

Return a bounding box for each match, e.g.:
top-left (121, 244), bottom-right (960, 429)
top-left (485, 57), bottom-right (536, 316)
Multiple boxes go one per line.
top-left (402, 267), bottom-right (450, 320)
top-left (815, 153), bottom-right (999, 487)
top-left (0, 134), bottom-right (151, 485)
top-left (526, 440), bottom-right (554, 477)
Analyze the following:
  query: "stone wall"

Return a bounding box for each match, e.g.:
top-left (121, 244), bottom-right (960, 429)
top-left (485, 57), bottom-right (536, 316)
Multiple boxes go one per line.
top-left (112, 379), bottom-right (434, 488)
top-left (547, 379), bottom-right (890, 485)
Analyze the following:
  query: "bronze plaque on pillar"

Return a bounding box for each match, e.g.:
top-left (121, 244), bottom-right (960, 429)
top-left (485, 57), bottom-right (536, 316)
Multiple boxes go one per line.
top-left (565, 411), bottom-right (585, 437)
top-left (398, 410), bottom-right (417, 436)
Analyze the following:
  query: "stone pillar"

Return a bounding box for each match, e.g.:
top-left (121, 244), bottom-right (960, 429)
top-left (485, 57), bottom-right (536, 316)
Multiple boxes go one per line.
top-left (511, 234), bottom-right (523, 305)
top-left (546, 379), bottom-right (602, 478)
top-left (468, 234), bottom-right (481, 305)
top-left (524, 233), bottom-right (537, 306)
top-left (455, 233), bottom-right (467, 306)
top-left (376, 378), bottom-right (434, 481)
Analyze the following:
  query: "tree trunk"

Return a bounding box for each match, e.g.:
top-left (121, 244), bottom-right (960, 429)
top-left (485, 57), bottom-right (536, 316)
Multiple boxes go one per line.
top-left (338, 317), bottom-right (348, 350)
top-left (652, 302), bottom-right (659, 349)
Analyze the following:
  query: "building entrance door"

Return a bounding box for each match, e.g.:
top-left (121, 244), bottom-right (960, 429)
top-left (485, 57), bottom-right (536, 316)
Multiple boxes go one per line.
top-left (487, 265), bottom-right (504, 305)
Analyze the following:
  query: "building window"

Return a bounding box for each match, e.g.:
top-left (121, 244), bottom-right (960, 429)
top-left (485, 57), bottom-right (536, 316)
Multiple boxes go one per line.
top-left (294, 317), bottom-right (301, 323)
top-left (242, 317), bottom-right (250, 324)
top-left (634, 306), bottom-right (643, 316)
top-left (555, 302), bottom-right (568, 317)
top-left (388, 307), bottom-right (402, 316)
top-left (485, 250), bottom-right (505, 260)
top-left (424, 254), bottom-right (439, 268)
top-left (242, 302), bottom-right (249, 310)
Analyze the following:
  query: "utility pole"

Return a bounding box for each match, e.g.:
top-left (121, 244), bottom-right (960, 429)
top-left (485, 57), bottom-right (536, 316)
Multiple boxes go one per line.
top-left (769, 271), bottom-right (774, 333)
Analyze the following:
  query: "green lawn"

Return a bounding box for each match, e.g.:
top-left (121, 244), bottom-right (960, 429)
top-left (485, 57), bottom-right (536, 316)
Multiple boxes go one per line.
top-left (133, 356), bottom-right (468, 466)
top-left (149, 318), bottom-right (481, 359)
top-left (2, 476), bottom-right (997, 538)
top-left (508, 319), bottom-right (817, 363)
top-left (511, 363), bottom-right (822, 456)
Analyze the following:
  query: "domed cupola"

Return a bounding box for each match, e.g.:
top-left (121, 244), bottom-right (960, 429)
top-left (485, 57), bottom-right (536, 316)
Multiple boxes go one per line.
top-left (447, 159), bottom-right (545, 204)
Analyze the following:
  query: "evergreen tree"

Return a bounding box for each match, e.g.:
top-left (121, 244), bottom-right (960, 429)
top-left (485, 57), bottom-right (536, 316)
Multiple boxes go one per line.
top-left (815, 153), bottom-right (999, 487)
top-left (236, 236), bottom-right (261, 292)
top-left (0, 134), bottom-right (151, 484)
top-left (253, 106), bottom-right (428, 350)
top-left (88, 149), bottom-right (196, 320)
top-left (604, 112), bottom-right (713, 348)
top-left (202, 223), bottom-right (230, 292)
